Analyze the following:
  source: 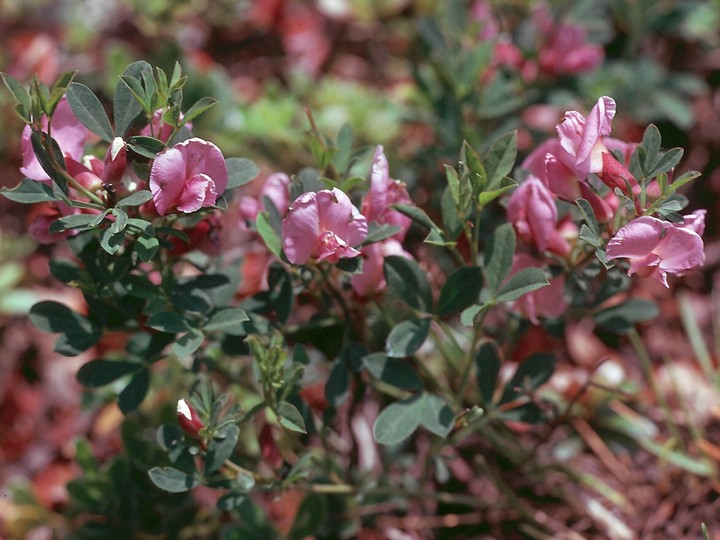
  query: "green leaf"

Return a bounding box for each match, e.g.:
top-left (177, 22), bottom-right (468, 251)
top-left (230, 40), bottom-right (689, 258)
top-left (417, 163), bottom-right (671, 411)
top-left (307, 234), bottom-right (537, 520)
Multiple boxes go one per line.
top-left (29, 301), bottom-right (101, 356)
top-left (148, 466), bottom-right (200, 493)
top-left (76, 359), bottom-right (142, 387)
top-left (325, 358), bottom-right (350, 408)
top-left (437, 266), bottom-right (483, 317)
top-left (578, 224), bottom-right (602, 248)
top-left (115, 61), bottom-right (152, 137)
top-left (640, 124), bottom-right (661, 175)
top-left (362, 222), bottom-right (403, 245)
top-left (48, 71), bottom-right (77, 114)
top-left (445, 165), bottom-right (465, 216)
top-left (205, 424), bottom-right (240, 474)
top-left (135, 236), bottom-right (160, 262)
top-left (500, 353), bottom-right (556, 404)
top-left (477, 176), bottom-right (517, 206)
top-left (496, 267), bottom-right (548, 303)
top-left (392, 203), bottom-right (440, 231)
top-left (65, 82), bottom-right (114, 142)
top-left (226, 157), bottom-right (260, 190)
top-left (362, 352), bottom-right (423, 391)
top-left (289, 494), bottom-right (328, 540)
top-left (1, 178), bottom-right (60, 204)
top-left (666, 170), bottom-right (701, 194)
top-left (256, 211), bottom-right (282, 259)
top-left (386, 318), bottom-right (431, 358)
top-left (384, 255), bottom-right (433, 312)
top-left (460, 140), bottom-right (487, 197)
top-left (576, 198), bottom-right (600, 237)
top-left (277, 401), bottom-right (307, 433)
top-left (116, 190), bottom-right (153, 208)
top-left (475, 341), bottom-right (501, 405)
top-left (460, 303), bottom-right (492, 326)
top-left (30, 131), bottom-right (68, 194)
top-left (49, 259), bottom-right (81, 284)
top-left (146, 311), bottom-right (190, 333)
top-left (99, 227), bottom-right (125, 255)
top-left (126, 136), bottom-right (167, 159)
top-left (593, 299), bottom-right (659, 334)
top-left (420, 394), bottom-right (454, 437)
top-left (647, 147), bottom-right (683, 179)
top-left (50, 213), bottom-right (101, 233)
top-left (440, 187), bottom-right (463, 240)
top-left (181, 96), bottom-right (218, 125)
top-left (484, 131), bottom-right (517, 188)
top-left (118, 368), bottom-right (150, 414)
top-left (1, 72), bottom-right (31, 121)
top-left (373, 395), bottom-right (423, 445)
top-left (204, 308), bottom-right (250, 335)
top-left (173, 330), bottom-right (204, 358)
top-left (484, 223), bottom-right (515, 293)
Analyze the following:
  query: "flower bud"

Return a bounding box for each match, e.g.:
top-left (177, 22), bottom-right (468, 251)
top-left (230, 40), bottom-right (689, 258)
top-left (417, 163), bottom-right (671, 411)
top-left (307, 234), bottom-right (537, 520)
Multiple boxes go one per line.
top-left (176, 398), bottom-right (204, 438)
top-left (103, 137), bottom-right (127, 185)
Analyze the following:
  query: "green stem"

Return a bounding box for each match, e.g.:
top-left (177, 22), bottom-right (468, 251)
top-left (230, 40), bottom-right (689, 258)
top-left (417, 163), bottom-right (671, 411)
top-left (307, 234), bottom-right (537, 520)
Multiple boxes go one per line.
top-left (628, 328), bottom-right (684, 444)
top-left (455, 326), bottom-right (480, 406)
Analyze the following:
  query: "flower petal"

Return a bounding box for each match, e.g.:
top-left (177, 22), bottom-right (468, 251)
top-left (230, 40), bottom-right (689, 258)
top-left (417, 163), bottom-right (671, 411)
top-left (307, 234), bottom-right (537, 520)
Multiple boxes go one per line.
top-left (149, 147), bottom-right (186, 215)
top-left (282, 191), bottom-right (321, 264)
top-left (176, 173), bottom-right (216, 213)
top-left (606, 216), bottom-right (664, 260)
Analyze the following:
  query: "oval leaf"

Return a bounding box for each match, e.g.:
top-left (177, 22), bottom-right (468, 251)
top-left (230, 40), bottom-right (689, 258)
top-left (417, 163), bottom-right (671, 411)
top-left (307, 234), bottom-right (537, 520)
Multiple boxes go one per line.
top-left (386, 318), bottom-right (431, 358)
top-left (118, 368), bottom-right (150, 414)
top-left (204, 308), bottom-right (250, 336)
top-left (278, 401), bottom-right (307, 433)
top-left (437, 266), bottom-right (483, 317)
top-left (1, 178), bottom-right (60, 204)
top-left (420, 394), bottom-right (454, 437)
top-left (148, 466), bottom-right (200, 493)
top-left (593, 299), bottom-right (659, 334)
top-left (172, 330), bottom-right (204, 358)
top-left (362, 352), bottom-right (423, 391)
top-left (205, 424), bottom-right (240, 474)
top-left (496, 267), bottom-right (549, 303)
top-left (226, 157), bottom-right (260, 190)
top-left (373, 395), bottom-right (423, 445)
top-left (76, 359), bottom-right (142, 388)
top-left (384, 256), bottom-right (433, 312)
top-left (115, 61), bottom-right (152, 137)
top-left (484, 223), bottom-right (515, 294)
top-left (146, 311), bottom-right (189, 333)
top-left (66, 82), bottom-right (114, 142)
top-left (500, 353), bottom-right (556, 404)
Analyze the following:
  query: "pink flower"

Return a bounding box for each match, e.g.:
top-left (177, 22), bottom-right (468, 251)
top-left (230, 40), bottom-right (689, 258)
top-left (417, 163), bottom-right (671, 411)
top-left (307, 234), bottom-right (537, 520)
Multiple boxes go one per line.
top-left (557, 96), bottom-right (639, 197)
top-left (21, 97), bottom-right (88, 182)
top-left (282, 188), bottom-right (368, 265)
top-left (361, 146), bottom-right (412, 241)
top-left (350, 239), bottom-right (412, 298)
top-left (149, 137), bottom-right (228, 216)
top-left (238, 172), bottom-right (290, 224)
top-left (507, 176), bottom-right (557, 253)
top-left (606, 214), bottom-right (705, 287)
top-left (522, 139), bottom-right (616, 222)
top-left (557, 96), bottom-right (616, 175)
top-left (538, 24), bottom-right (603, 76)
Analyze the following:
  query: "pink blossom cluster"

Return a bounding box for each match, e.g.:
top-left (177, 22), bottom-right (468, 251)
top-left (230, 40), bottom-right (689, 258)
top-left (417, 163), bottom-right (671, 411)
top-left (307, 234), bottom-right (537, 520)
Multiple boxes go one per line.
top-left (472, 1), bottom-right (604, 82)
top-left (507, 96), bottom-right (705, 312)
top-left (20, 100), bottom-right (229, 243)
top-left (279, 145), bottom-right (414, 298)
